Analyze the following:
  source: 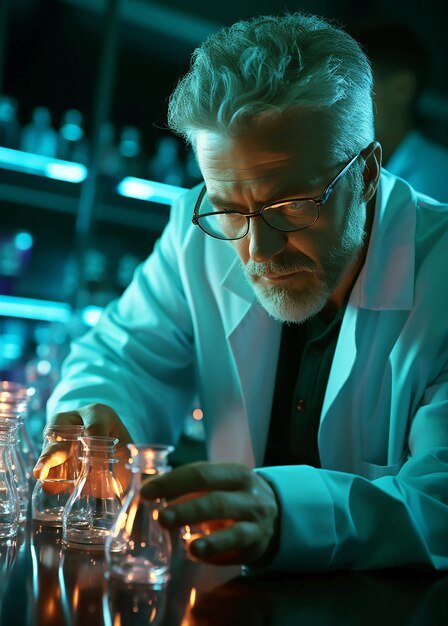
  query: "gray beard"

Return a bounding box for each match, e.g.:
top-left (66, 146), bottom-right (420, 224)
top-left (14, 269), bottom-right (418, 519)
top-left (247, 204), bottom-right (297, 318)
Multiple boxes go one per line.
top-left (244, 198), bottom-right (367, 324)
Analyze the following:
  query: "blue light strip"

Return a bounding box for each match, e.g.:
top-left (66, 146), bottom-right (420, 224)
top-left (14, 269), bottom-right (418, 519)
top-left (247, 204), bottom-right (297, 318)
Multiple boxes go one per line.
top-left (0, 146), bottom-right (87, 183)
top-left (0, 147), bottom-right (189, 199)
top-left (0, 295), bottom-right (103, 327)
top-left (117, 177), bottom-right (187, 205)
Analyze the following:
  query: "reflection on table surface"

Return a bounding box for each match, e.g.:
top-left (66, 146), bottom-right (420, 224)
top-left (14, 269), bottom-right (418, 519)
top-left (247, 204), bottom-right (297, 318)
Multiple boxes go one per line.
top-left (0, 521), bottom-right (447, 625)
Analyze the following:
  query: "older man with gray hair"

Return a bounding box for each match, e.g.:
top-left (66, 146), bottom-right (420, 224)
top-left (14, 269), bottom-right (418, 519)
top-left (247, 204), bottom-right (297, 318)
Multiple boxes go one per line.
top-left (35, 13), bottom-right (448, 571)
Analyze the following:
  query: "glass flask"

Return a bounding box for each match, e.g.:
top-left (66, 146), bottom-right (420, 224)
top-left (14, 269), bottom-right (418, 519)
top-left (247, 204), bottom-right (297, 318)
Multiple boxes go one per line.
top-left (0, 381), bottom-right (32, 520)
top-left (32, 424), bottom-right (84, 525)
top-left (105, 444), bottom-right (174, 587)
top-left (62, 435), bottom-right (124, 549)
top-left (0, 422), bottom-right (20, 538)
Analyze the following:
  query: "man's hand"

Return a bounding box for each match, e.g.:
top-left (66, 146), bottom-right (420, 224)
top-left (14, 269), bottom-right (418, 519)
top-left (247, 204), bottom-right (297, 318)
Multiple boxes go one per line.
top-left (33, 403), bottom-right (133, 490)
top-left (141, 461), bottom-right (280, 566)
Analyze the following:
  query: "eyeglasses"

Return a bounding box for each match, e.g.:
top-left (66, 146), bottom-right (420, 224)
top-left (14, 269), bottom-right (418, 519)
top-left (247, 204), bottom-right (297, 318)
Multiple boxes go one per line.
top-left (192, 151), bottom-right (361, 241)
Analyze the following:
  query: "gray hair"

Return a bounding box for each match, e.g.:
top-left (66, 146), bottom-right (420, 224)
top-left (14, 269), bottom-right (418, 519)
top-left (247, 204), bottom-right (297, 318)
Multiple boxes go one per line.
top-left (168, 13), bottom-right (374, 161)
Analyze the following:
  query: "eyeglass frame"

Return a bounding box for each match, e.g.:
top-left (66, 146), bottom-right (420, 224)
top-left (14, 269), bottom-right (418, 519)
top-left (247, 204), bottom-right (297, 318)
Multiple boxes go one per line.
top-left (192, 148), bottom-right (367, 241)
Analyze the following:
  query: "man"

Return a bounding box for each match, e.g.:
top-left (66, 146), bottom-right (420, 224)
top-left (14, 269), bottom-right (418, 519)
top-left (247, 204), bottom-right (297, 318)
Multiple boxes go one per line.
top-left (349, 20), bottom-right (448, 203)
top-left (35, 13), bottom-right (448, 571)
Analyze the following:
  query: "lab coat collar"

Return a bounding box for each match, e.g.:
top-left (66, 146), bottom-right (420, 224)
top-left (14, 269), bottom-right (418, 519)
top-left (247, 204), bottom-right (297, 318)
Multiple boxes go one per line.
top-left (350, 171), bottom-right (416, 311)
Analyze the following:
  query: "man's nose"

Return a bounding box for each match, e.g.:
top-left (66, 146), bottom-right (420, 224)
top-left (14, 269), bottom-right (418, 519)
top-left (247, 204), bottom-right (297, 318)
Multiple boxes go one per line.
top-left (247, 216), bottom-right (287, 262)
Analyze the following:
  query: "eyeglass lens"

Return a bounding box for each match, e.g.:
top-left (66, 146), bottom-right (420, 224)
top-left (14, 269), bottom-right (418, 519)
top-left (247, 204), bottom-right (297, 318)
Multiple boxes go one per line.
top-left (196, 194), bottom-right (318, 240)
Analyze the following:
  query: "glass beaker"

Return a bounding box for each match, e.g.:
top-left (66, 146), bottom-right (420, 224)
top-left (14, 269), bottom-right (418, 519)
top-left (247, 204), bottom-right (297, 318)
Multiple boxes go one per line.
top-left (0, 422), bottom-right (20, 538)
top-left (62, 436), bottom-right (124, 550)
top-left (0, 380), bottom-right (32, 520)
top-left (32, 424), bottom-right (84, 525)
top-left (105, 444), bottom-right (174, 587)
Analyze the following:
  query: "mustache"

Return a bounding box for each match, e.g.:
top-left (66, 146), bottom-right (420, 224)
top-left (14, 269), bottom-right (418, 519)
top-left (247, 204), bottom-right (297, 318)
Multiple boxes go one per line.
top-left (245, 255), bottom-right (316, 277)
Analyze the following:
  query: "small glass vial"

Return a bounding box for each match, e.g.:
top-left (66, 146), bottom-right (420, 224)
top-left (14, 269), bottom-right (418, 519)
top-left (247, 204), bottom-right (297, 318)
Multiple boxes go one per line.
top-left (62, 435), bottom-right (124, 549)
top-left (105, 444), bottom-right (174, 587)
top-left (0, 381), bottom-right (32, 521)
top-left (32, 424), bottom-right (84, 525)
top-left (0, 421), bottom-right (21, 538)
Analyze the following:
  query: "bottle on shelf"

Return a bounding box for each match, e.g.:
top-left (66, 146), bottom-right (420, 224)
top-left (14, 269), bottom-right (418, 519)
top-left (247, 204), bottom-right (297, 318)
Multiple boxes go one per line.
top-left (117, 126), bottom-right (145, 178)
top-left (20, 106), bottom-right (58, 157)
top-left (147, 136), bottom-right (185, 186)
top-left (0, 95), bottom-right (21, 150)
top-left (57, 109), bottom-right (88, 164)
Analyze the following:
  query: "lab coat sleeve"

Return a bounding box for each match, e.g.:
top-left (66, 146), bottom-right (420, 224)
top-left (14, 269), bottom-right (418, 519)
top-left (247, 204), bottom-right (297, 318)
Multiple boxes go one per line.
top-left (47, 190), bottom-right (197, 444)
top-left (256, 368), bottom-right (448, 571)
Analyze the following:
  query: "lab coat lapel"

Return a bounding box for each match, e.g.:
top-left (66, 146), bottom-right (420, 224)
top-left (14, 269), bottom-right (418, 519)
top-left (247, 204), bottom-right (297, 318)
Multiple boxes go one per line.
top-left (217, 258), bottom-right (282, 467)
top-left (319, 172), bottom-right (416, 468)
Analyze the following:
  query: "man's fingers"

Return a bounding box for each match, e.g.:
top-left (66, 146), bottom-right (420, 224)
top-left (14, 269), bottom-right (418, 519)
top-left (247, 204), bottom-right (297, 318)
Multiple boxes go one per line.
top-left (77, 404), bottom-right (133, 443)
top-left (46, 410), bottom-right (84, 428)
top-left (159, 490), bottom-right (257, 528)
top-left (34, 404), bottom-right (134, 485)
top-left (141, 462), bottom-right (251, 500)
top-left (33, 442), bottom-right (74, 480)
top-left (189, 521), bottom-right (260, 564)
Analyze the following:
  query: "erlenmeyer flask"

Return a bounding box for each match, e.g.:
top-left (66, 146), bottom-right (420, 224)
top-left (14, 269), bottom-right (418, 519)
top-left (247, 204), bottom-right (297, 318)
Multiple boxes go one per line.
top-left (105, 444), bottom-right (173, 587)
top-left (62, 436), bottom-right (124, 549)
top-left (0, 423), bottom-right (20, 538)
top-left (0, 381), bottom-right (31, 522)
top-left (32, 424), bottom-right (84, 525)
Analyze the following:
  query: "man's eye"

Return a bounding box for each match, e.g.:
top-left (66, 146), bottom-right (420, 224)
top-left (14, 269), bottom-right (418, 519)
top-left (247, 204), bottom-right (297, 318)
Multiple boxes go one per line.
top-left (284, 201), bottom-right (304, 210)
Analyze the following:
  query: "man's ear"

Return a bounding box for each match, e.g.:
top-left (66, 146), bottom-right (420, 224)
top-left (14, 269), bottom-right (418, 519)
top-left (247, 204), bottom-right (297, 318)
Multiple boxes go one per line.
top-left (361, 141), bottom-right (382, 202)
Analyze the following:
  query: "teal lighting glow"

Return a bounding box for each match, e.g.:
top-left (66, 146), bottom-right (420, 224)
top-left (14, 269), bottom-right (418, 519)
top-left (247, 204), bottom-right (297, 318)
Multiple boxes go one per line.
top-left (0, 295), bottom-right (71, 323)
top-left (14, 231), bottom-right (34, 251)
top-left (117, 177), bottom-right (187, 205)
top-left (0, 146), bottom-right (87, 183)
top-left (46, 161), bottom-right (87, 183)
top-left (60, 123), bottom-right (83, 142)
top-left (81, 305), bottom-right (103, 327)
top-left (0, 295), bottom-right (103, 327)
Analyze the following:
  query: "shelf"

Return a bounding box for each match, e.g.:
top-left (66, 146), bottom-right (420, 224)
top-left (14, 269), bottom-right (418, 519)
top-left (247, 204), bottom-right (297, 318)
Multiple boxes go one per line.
top-left (0, 149), bottom-right (190, 231)
top-left (0, 294), bottom-right (102, 326)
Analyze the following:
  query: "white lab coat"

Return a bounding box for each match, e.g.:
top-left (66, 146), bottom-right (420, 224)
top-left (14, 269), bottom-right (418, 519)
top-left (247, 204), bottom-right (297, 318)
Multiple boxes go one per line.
top-left (48, 170), bottom-right (448, 571)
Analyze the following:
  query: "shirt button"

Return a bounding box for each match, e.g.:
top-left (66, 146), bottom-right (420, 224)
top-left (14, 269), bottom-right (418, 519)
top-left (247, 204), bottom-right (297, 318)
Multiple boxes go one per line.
top-left (296, 399), bottom-right (307, 411)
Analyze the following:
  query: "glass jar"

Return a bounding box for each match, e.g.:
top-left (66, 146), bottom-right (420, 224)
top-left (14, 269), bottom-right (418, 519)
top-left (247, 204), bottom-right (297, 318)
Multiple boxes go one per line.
top-left (105, 444), bottom-right (174, 587)
top-left (0, 420), bottom-right (21, 538)
top-left (31, 424), bottom-right (84, 525)
top-left (0, 381), bottom-right (32, 520)
top-left (62, 435), bottom-right (124, 550)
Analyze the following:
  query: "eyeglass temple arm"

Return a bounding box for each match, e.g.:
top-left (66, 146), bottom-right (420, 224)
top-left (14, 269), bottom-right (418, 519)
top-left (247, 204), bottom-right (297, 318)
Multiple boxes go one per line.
top-left (320, 145), bottom-right (376, 205)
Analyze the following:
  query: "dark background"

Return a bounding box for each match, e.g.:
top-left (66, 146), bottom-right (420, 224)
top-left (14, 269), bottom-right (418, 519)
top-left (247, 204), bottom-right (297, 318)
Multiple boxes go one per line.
top-left (1, 0), bottom-right (448, 385)
top-left (5, 0), bottom-right (448, 148)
